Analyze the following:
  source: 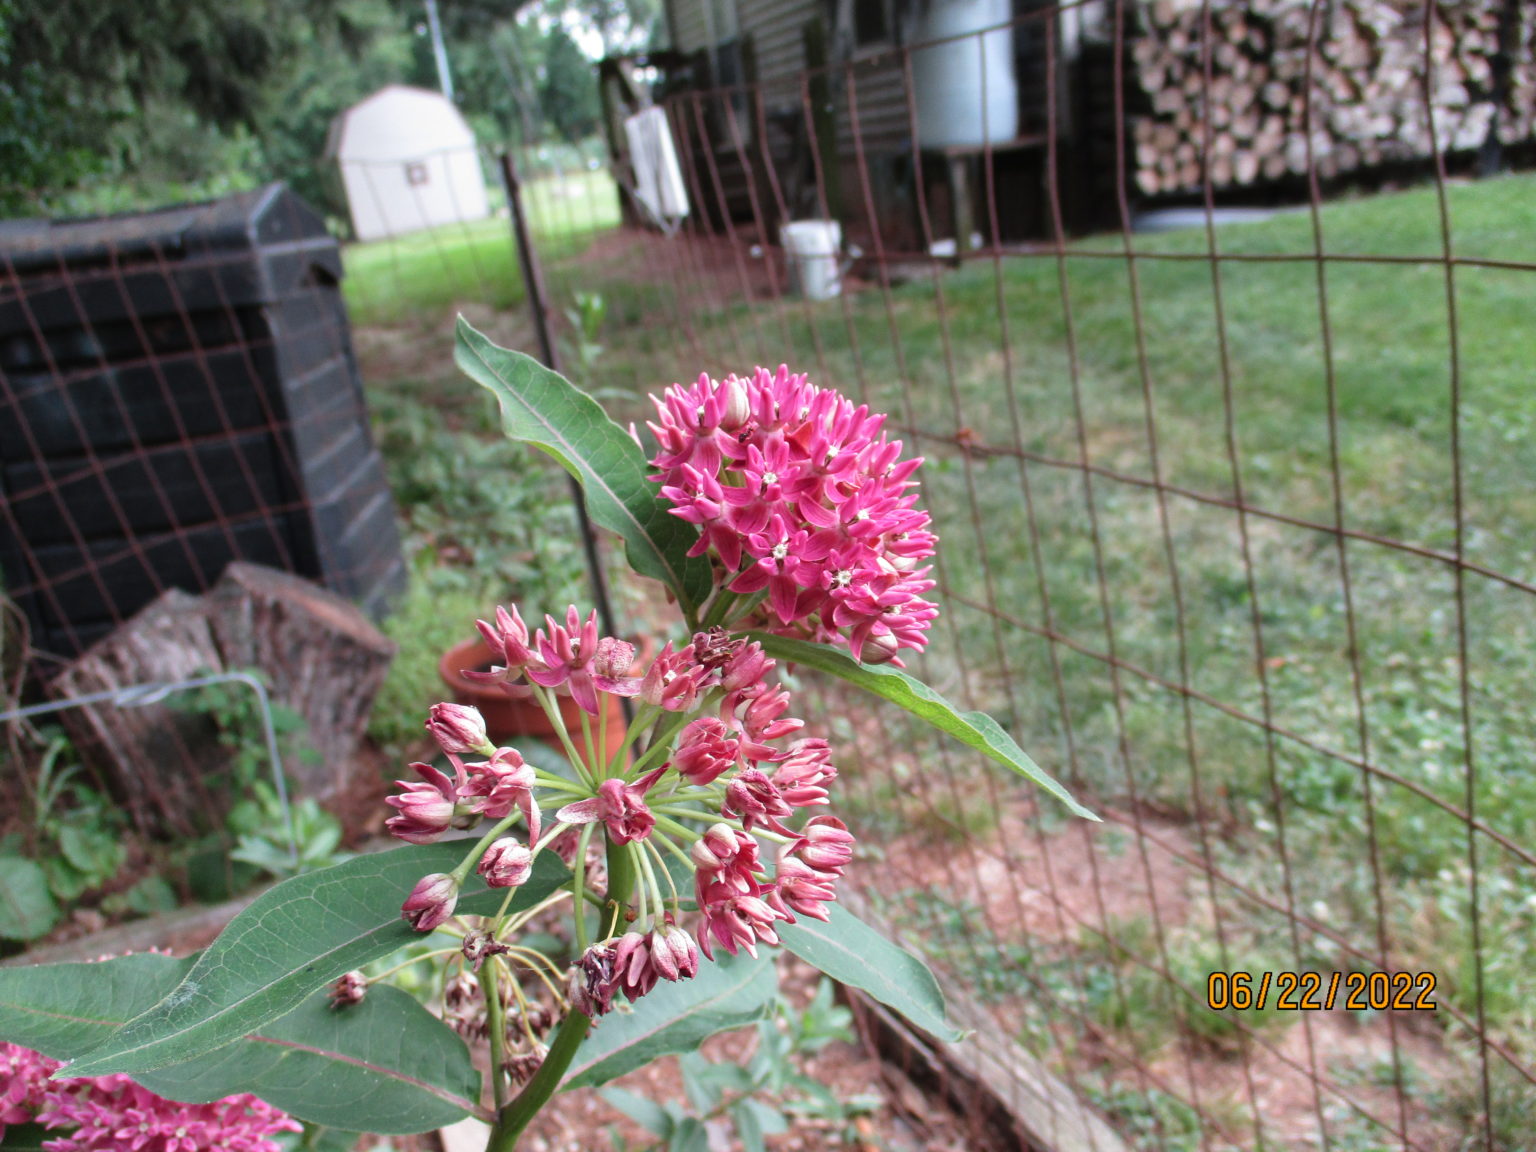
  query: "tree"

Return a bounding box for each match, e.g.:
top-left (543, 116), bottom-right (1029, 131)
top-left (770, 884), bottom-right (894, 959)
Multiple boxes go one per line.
top-left (539, 23), bottom-right (600, 144)
top-left (0, 0), bottom-right (357, 213)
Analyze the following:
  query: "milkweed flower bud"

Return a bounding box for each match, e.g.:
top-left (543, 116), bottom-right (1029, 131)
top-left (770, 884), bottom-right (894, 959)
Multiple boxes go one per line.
top-left (790, 815), bottom-right (856, 874)
top-left (721, 768), bottom-right (795, 835)
top-left (426, 702), bottom-right (492, 756)
top-left (639, 641), bottom-right (707, 711)
top-left (771, 737), bottom-right (836, 807)
top-left (329, 970), bottom-right (367, 1009)
top-left (612, 931), bottom-right (658, 1000)
top-left (653, 917), bottom-right (701, 981)
top-left (462, 746), bottom-right (541, 841)
top-left (556, 766), bottom-right (666, 845)
top-left (385, 762), bottom-right (464, 844)
top-left (594, 636), bottom-right (635, 679)
top-left (697, 888), bottom-right (786, 959)
top-left (767, 857), bottom-right (837, 922)
top-left (477, 838), bottom-right (534, 888)
top-left (401, 873), bottom-right (459, 932)
top-left (690, 822), bottom-right (761, 885)
top-left (672, 717), bottom-right (742, 786)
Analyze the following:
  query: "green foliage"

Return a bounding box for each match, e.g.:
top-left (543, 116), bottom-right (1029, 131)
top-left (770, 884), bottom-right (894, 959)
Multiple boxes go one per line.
top-left (869, 886), bottom-right (1036, 1007)
top-left (367, 567), bottom-right (494, 758)
top-left (372, 388), bottom-right (584, 614)
top-left (563, 290), bottom-right (608, 382)
top-left (751, 632), bottom-right (1094, 819)
top-left (539, 23), bottom-right (600, 144)
top-left (564, 949), bottom-right (779, 1090)
top-left (0, 951), bottom-right (487, 1133)
top-left (0, 857), bottom-right (56, 943)
top-left (177, 671), bottom-right (319, 797)
top-left (456, 319), bottom-right (715, 615)
top-left (227, 781), bottom-right (352, 880)
top-left (777, 904), bottom-right (963, 1043)
top-left (62, 843), bottom-right (570, 1079)
top-left (1081, 1081), bottom-right (1207, 1152)
top-left (0, 0), bottom-right (356, 214)
top-left (364, 382), bottom-right (588, 757)
top-left (169, 670), bottom-right (348, 883)
top-left (0, 729), bottom-right (125, 941)
top-left (600, 981), bottom-right (877, 1152)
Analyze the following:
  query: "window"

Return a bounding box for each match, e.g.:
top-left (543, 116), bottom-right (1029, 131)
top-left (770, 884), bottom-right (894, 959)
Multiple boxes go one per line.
top-left (405, 162), bottom-right (429, 186)
top-left (854, 0), bottom-right (890, 46)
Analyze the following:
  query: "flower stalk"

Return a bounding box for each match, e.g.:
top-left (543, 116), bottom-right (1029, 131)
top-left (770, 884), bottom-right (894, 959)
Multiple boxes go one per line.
top-left (485, 1007), bottom-right (592, 1152)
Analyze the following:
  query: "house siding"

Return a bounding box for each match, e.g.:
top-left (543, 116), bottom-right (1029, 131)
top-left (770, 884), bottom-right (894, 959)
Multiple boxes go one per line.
top-left (741, 0), bottom-right (816, 81)
top-left (841, 54), bottom-right (911, 157)
top-left (669, 0), bottom-right (710, 55)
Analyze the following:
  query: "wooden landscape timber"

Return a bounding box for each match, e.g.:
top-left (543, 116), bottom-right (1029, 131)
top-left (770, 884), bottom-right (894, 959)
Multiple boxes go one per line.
top-left (1126, 0), bottom-right (1534, 196)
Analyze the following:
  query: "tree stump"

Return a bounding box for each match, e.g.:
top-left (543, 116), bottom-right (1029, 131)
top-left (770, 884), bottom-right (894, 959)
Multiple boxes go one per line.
top-left (47, 563), bottom-right (396, 836)
top-left (48, 590), bottom-right (227, 836)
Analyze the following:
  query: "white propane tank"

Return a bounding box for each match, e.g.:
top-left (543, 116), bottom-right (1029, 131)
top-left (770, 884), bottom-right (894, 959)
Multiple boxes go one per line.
top-left (913, 0), bottom-right (1020, 149)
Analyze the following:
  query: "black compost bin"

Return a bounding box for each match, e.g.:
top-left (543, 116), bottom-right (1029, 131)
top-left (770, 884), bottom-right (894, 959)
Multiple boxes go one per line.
top-left (0, 183), bottom-right (405, 660)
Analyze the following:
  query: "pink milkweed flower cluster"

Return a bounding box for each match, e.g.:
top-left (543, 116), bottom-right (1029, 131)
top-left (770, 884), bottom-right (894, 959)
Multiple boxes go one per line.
top-left (557, 626), bottom-right (855, 999)
top-left (387, 605), bottom-right (857, 1017)
top-left (0, 1041), bottom-right (300, 1152)
top-left (649, 365), bottom-right (939, 663)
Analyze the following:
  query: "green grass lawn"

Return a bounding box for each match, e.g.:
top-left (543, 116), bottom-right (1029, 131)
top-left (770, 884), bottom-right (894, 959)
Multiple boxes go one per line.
top-left (562, 172), bottom-right (1536, 1131)
top-left (341, 167), bottom-right (621, 327)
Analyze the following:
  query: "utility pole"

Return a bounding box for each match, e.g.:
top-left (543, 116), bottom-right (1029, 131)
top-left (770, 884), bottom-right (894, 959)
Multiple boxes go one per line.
top-left (424, 0), bottom-right (455, 102)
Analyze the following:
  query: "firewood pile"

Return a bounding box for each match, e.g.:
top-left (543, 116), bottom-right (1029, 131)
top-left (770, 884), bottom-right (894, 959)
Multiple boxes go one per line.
top-left (1127, 0), bottom-right (1535, 195)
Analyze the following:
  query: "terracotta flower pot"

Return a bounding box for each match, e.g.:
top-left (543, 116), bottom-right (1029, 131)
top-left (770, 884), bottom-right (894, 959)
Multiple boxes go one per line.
top-left (438, 636), bottom-right (635, 766)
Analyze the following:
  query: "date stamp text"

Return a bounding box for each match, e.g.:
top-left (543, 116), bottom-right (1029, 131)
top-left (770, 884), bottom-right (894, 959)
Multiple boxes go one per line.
top-left (1206, 971), bottom-right (1438, 1012)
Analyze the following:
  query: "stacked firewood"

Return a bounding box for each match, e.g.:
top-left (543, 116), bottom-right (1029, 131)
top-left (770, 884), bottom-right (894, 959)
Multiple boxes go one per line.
top-left (1128, 0), bottom-right (1535, 195)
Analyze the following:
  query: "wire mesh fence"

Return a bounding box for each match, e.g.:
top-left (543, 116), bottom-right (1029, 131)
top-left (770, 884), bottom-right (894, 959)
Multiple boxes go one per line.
top-left (3, 0), bottom-right (1533, 1146)
top-left (507, 2), bottom-right (1529, 1149)
top-left (178, 0), bottom-right (1533, 1146)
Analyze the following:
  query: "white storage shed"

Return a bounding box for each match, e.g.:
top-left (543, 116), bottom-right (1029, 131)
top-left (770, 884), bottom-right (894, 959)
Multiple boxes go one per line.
top-left (329, 85), bottom-right (491, 241)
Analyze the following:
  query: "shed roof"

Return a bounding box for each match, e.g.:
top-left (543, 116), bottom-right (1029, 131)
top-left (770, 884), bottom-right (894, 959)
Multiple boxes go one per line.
top-left (326, 84), bottom-right (477, 163)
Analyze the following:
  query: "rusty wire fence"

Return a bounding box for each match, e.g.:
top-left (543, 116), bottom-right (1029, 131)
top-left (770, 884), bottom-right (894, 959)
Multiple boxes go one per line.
top-left (5, 0), bottom-right (1534, 1146)
top-left (509, 2), bottom-right (1531, 1149)
top-left (303, 1), bottom-right (1535, 1147)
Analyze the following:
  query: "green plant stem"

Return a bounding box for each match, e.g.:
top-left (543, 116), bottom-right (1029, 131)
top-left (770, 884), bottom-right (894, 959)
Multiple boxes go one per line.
top-left (629, 709), bottom-right (695, 775)
top-left (700, 587), bottom-right (739, 629)
top-left (596, 700), bottom-right (608, 779)
top-left (573, 824), bottom-right (595, 952)
top-left (529, 685), bottom-right (592, 788)
top-left (484, 1006), bottom-right (592, 1151)
top-left (605, 702), bottom-right (659, 778)
top-left (634, 838), bottom-right (665, 923)
top-left (480, 956), bottom-right (510, 1111)
top-left (530, 771), bottom-right (586, 795)
top-left (605, 832), bottom-right (635, 924)
top-left (578, 708), bottom-right (597, 777)
top-left (452, 814), bottom-right (522, 883)
top-left (642, 835), bottom-right (681, 907)
top-left (645, 829), bottom-right (696, 887)
top-left (723, 588), bottom-right (769, 627)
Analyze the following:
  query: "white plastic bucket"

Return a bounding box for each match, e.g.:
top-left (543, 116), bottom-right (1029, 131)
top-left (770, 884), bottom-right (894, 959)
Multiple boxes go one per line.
top-left (913, 0), bottom-right (1019, 149)
top-left (781, 219), bottom-right (843, 300)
